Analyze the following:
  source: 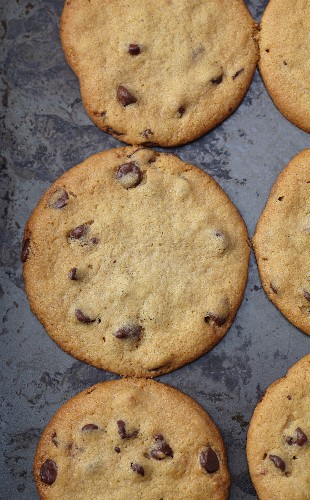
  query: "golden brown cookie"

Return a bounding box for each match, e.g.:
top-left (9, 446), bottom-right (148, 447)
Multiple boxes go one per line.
top-left (34, 378), bottom-right (230, 499)
top-left (259, 0), bottom-right (310, 133)
top-left (22, 146), bottom-right (250, 377)
top-left (247, 354), bottom-right (310, 500)
top-left (253, 149), bottom-right (310, 336)
top-left (60, 0), bottom-right (258, 146)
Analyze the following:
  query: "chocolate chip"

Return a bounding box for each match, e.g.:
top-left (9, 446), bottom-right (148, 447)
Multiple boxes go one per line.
top-left (270, 283), bottom-right (278, 294)
top-left (117, 420), bottom-right (138, 439)
top-left (296, 427), bottom-right (308, 446)
top-left (131, 463), bottom-right (144, 476)
top-left (150, 435), bottom-right (173, 460)
top-left (128, 44), bottom-right (140, 55)
top-left (178, 106), bottom-right (186, 117)
top-left (204, 313), bottom-right (227, 327)
top-left (269, 454), bottom-right (285, 471)
top-left (287, 395), bottom-right (292, 400)
top-left (51, 432), bottom-right (58, 447)
top-left (141, 129), bottom-right (153, 139)
top-left (116, 162), bottom-right (142, 189)
top-left (82, 424), bottom-right (99, 431)
top-left (21, 238), bottom-right (30, 263)
top-left (114, 324), bottom-right (142, 340)
top-left (283, 60), bottom-right (288, 65)
top-left (40, 459), bottom-right (58, 485)
top-left (90, 237), bottom-right (99, 245)
top-left (114, 446), bottom-right (121, 453)
top-left (69, 225), bottom-right (88, 239)
top-left (232, 68), bottom-right (244, 80)
top-left (75, 309), bottom-right (96, 324)
top-left (303, 290), bottom-right (310, 302)
top-left (200, 447), bottom-right (219, 473)
top-left (286, 436), bottom-right (294, 445)
top-left (49, 189), bottom-right (69, 209)
top-left (69, 267), bottom-right (78, 280)
top-left (211, 74), bottom-right (223, 85)
top-left (117, 85), bottom-right (137, 106)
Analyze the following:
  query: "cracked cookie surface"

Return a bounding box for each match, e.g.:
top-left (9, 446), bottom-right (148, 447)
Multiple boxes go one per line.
top-left (253, 149), bottom-right (310, 336)
top-left (259, 0), bottom-right (310, 133)
top-left (247, 354), bottom-right (310, 500)
top-left (60, 0), bottom-right (258, 146)
top-left (22, 146), bottom-right (250, 377)
top-left (34, 378), bottom-right (230, 500)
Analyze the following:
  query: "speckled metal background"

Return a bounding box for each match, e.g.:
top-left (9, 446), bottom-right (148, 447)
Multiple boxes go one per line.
top-left (1, 0), bottom-right (309, 498)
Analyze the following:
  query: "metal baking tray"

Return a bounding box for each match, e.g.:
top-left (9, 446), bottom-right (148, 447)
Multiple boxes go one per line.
top-left (1, 0), bottom-right (309, 498)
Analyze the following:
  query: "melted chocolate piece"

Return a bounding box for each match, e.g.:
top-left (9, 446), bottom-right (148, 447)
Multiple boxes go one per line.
top-left (75, 309), bottom-right (96, 324)
top-left (69, 225), bottom-right (88, 240)
top-left (178, 106), bottom-right (186, 117)
top-left (117, 420), bottom-right (138, 439)
top-left (114, 324), bottom-right (142, 340)
top-left (117, 85), bottom-right (137, 106)
top-left (49, 189), bottom-right (69, 209)
top-left (131, 463), bottom-right (144, 476)
top-left (204, 313), bottom-right (227, 327)
top-left (200, 447), bottom-right (219, 473)
top-left (211, 74), bottom-right (223, 85)
top-left (150, 434), bottom-right (173, 460)
top-left (69, 267), bottom-right (78, 280)
top-left (21, 238), bottom-right (30, 263)
top-left (128, 44), bottom-right (140, 55)
top-left (269, 454), bottom-right (285, 471)
top-left (82, 423), bottom-right (99, 431)
top-left (296, 427), bottom-right (308, 446)
top-left (114, 446), bottom-right (121, 453)
top-left (40, 459), bottom-right (58, 485)
top-left (116, 162), bottom-right (142, 189)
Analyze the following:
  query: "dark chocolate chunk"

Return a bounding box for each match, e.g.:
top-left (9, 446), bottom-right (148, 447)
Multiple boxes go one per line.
top-left (21, 238), bottom-right (30, 263)
top-left (150, 434), bottom-right (173, 460)
top-left (141, 129), bottom-right (153, 139)
top-left (269, 454), bottom-right (285, 471)
top-left (69, 225), bottom-right (88, 240)
top-left (117, 420), bottom-right (138, 439)
top-left (117, 85), bottom-right (137, 106)
top-left (40, 459), bottom-right (58, 485)
top-left (116, 162), bottom-right (142, 189)
top-left (200, 447), bottom-right (219, 473)
top-left (49, 189), bottom-right (69, 209)
top-left (51, 432), bottom-right (58, 447)
top-left (303, 290), bottom-right (310, 302)
top-left (286, 436), bottom-right (295, 445)
top-left (128, 44), bottom-right (140, 55)
top-left (232, 68), bottom-right (244, 80)
top-left (75, 309), bottom-right (96, 324)
top-left (114, 324), bottom-right (142, 340)
top-left (82, 424), bottom-right (99, 431)
top-left (131, 463), bottom-right (144, 476)
top-left (296, 427), bottom-right (308, 446)
top-left (114, 446), bottom-right (121, 453)
top-left (178, 106), bottom-right (186, 117)
top-left (204, 313), bottom-right (227, 327)
top-left (69, 267), bottom-right (78, 280)
top-left (211, 74), bottom-right (223, 85)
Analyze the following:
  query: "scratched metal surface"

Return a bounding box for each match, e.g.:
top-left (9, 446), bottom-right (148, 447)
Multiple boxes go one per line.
top-left (0, 0), bottom-right (309, 498)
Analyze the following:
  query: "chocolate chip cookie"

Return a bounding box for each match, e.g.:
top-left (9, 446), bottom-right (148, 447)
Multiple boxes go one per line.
top-left (247, 354), bottom-right (310, 499)
top-left (60, 0), bottom-right (258, 146)
top-left (259, 0), bottom-right (310, 133)
top-left (22, 146), bottom-right (250, 377)
top-left (253, 149), bottom-right (310, 336)
top-left (34, 378), bottom-right (230, 499)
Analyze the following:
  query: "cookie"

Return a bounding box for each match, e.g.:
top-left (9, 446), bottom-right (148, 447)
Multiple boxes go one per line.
top-left (253, 149), bottom-right (310, 335)
top-left (259, 0), bottom-right (310, 133)
top-left (34, 378), bottom-right (230, 499)
top-left (22, 146), bottom-right (250, 377)
top-left (60, 0), bottom-right (258, 147)
top-left (247, 354), bottom-right (310, 499)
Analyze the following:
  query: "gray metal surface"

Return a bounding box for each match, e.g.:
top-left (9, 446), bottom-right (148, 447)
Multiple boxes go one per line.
top-left (0, 0), bottom-right (309, 498)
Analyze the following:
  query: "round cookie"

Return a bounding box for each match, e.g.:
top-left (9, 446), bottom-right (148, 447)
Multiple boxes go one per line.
top-left (247, 354), bottom-right (310, 499)
top-left (259, 0), bottom-right (310, 133)
top-left (34, 378), bottom-right (231, 499)
top-left (60, 0), bottom-right (258, 147)
top-left (253, 149), bottom-right (310, 335)
top-left (22, 146), bottom-right (250, 377)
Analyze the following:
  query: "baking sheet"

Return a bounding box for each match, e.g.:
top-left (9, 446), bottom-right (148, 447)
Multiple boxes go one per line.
top-left (1, 0), bottom-right (309, 498)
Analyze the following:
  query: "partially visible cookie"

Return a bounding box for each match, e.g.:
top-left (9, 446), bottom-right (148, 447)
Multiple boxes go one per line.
top-left (253, 149), bottom-right (310, 335)
top-left (22, 146), bottom-right (250, 377)
top-left (34, 378), bottom-right (230, 499)
top-left (247, 354), bottom-right (310, 499)
top-left (259, 0), bottom-right (310, 133)
top-left (60, 0), bottom-right (258, 146)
